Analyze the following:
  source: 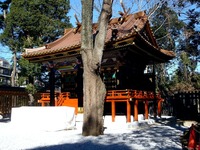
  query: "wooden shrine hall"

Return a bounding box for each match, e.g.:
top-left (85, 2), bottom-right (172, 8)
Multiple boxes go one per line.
top-left (22, 11), bottom-right (175, 122)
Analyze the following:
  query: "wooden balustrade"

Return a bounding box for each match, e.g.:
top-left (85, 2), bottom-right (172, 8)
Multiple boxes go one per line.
top-left (38, 92), bottom-right (78, 115)
top-left (38, 89), bottom-right (163, 122)
top-left (37, 93), bottom-right (51, 106)
top-left (105, 89), bottom-right (163, 122)
top-left (105, 89), bottom-right (132, 122)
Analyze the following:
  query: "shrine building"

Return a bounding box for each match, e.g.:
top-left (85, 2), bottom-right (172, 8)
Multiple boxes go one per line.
top-left (22, 11), bottom-right (175, 122)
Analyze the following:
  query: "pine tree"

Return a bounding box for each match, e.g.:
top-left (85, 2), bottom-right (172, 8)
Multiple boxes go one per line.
top-left (170, 0), bottom-right (200, 92)
top-left (0, 0), bottom-right (72, 87)
top-left (150, 2), bottom-right (185, 95)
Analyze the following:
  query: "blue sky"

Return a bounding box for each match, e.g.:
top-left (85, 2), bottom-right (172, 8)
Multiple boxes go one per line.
top-left (0, 43), bottom-right (12, 62)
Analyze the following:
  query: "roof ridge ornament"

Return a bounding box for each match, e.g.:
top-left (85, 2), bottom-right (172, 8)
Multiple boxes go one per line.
top-left (118, 0), bottom-right (130, 24)
top-left (73, 14), bottom-right (81, 34)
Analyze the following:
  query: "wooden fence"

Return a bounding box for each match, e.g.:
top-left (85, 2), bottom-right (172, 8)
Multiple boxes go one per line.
top-left (0, 87), bottom-right (40, 118)
top-left (172, 91), bottom-right (200, 121)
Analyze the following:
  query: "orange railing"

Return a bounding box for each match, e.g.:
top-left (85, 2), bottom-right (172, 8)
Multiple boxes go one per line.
top-left (106, 89), bottom-right (132, 100)
top-left (105, 89), bottom-right (163, 122)
top-left (37, 93), bottom-right (51, 106)
top-left (37, 89), bottom-right (162, 121)
top-left (38, 92), bottom-right (78, 115)
top-left (131, 90), bottom-right (162, 100)
top-left (55, 92), bottom-right (70, 106)
top-left (106, 89), bottom-right (162, 101)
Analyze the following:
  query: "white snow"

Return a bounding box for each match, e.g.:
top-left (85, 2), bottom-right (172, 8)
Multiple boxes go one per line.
top-left (11, 106), bottom-right (76, 131)
top-left (0, 114), bottom-right (187, 150)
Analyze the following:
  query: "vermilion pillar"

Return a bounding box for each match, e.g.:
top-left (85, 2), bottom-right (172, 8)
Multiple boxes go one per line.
top-left (144, 100), bottom-right (148, 119)
top-left (111, 101), bottom-right (116, 122)
top-left (127, 101), bottom-right (131, 122)
top-left (157, 99), bottom-right (162, 117)
top-left (134, 100), bottom-right (138, 121)
top-left (49, 67), bottom-right (55, 106)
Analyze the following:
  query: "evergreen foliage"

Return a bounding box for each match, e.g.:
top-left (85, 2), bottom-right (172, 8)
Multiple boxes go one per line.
top-left (171, 0), bottom-right (200, 92)
top-left (0, 0), bottom-right (71, 87)
top-left (150, 0), bottom-right (199, 94)
top-left (151, 2), bottom-right (185, 51)
top-left (0, 0), bottom-right (71, 49)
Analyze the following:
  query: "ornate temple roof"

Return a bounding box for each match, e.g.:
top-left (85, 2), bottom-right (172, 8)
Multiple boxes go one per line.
top-left (22, 11), bottom-right (175, 63)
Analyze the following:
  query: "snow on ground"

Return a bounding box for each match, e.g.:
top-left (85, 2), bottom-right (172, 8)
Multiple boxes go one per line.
top-left (0, 114), bottom-right (187, 150)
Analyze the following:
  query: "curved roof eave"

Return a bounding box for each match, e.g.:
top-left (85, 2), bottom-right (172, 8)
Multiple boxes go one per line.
top-left (133, 27), bottom-right (175, 62)
top-left (22, 11), bottom-right (148, 60)
top-left (22, 11), bottom-right (175, 63)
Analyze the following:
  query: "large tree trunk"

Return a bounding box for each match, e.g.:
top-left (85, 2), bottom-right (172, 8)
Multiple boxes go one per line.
top-left (81, 53), bottom-right (106, 136)
top-left (11, 51), bottom-right (17, 87)
top-left (81, 0), bottom-right (112, 136)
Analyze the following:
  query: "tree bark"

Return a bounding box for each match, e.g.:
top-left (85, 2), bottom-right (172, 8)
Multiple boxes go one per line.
top-left (28, 93), bottom-right (35, 106)
top-left (11, 51), bottom-right (17, 87)
top-left (81, 0), bottom-right (113, 136)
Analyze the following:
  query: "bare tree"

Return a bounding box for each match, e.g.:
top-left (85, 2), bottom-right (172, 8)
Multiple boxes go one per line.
top-left (81, 0), bottom-right (113, 136)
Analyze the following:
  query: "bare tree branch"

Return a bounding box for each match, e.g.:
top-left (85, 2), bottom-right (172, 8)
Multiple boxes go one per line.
top-left (94, 0), bottom-right (113, 64)
top-left (154, 17), bottom-right (167, 34)
top-left (156, 33), bottom-right (170, 41)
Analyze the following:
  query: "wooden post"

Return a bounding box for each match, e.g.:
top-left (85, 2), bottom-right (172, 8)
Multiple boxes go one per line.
top-left (157, 99), bottom-right (162, 117)
top-left (49, 67), bottom-right (55, 106)
top-left (127, 101), bottom-right (131, 122)
top-left (111, 101), bottom-right (116, 122)
top-left (134, 100), bottom-right (138, 121)
top-left (152, 62), bottom-right (157, 118)
top-left (144, 100), bottom-right (148, 119)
